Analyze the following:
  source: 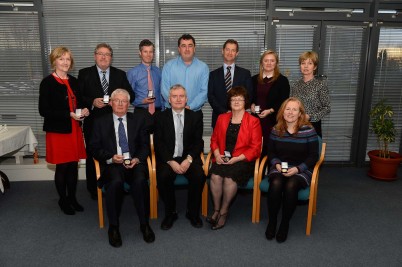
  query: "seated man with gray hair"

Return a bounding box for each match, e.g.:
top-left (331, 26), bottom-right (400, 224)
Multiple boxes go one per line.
top-left (89, 89), bottom-right (154, 247)
top-left (154, 84), bottom-right (205, 230)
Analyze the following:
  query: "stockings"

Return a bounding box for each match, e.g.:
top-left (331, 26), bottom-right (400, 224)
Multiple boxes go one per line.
top-left (210, 174), bottom-right (237, 224)
top-left (267, 174), bottom-right (305, 227)
top-left (55, 161), bottom-right (78, 202)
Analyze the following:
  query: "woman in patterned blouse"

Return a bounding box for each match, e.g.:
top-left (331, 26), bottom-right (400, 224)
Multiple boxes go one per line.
top-left (290, 51), bottom-right (330, 137)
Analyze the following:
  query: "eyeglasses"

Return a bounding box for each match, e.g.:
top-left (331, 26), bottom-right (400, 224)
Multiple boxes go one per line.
top-left (112, 99), bottom-right (129, 104)
top-left (230, 98), bottom-right (245, 102)
top-left (96, 52), bottom-right (112, 57)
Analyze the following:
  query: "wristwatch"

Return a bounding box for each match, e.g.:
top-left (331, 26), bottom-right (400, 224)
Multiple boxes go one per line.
top-left (187, 155), bottom-right (193, 163)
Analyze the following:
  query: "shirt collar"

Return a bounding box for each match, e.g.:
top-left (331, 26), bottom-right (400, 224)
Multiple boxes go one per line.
top-left (96, 65), bottom-right (110, 74)
top-left (223, 63), bottom-right (235, 69)
top-left (113, 113), bottom-right (127, 121)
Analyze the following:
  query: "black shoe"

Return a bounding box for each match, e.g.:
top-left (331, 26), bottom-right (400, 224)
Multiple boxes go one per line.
top-left (69, 198), bottom-right (84, 212)
top-left (108, 227), bottom-right (122, 248)
top-left (90, 191), bottom-right (97, 201)
top-left (58, 199), bottom-right (75, 215)
top-left (140, 224), bottom-right (155, 243)
top-left (276, 223), bottom-right (289, 243)
top-left (211, 213), bottom-right (228, 230)
top-left (161, 212), bottom-right (178, 230)
top-left (186, 212), bottom-right (203, 228)
top-left (265, 221), bottom-right (277, 240)
top-left (206, 210), bottom-right (220, 225)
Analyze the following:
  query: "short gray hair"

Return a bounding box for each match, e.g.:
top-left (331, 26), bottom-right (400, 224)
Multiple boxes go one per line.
top-left (111, 89), bottom-right (130, 102)
top-left (169, 84), bottom-right (186, 96)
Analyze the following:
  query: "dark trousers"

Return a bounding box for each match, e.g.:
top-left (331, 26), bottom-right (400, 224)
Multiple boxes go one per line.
top-left (102, 163), bottom-right (149, 226)
top-left (312, 120), bottom-right (322, 138)
top-left (156, 158), bottom-right (205, 217)
top-left (83, 123), bottom-right (97, 195)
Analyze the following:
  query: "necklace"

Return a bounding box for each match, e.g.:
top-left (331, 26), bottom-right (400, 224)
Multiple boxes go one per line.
top-left (54, 71), bottom-right (68, 80)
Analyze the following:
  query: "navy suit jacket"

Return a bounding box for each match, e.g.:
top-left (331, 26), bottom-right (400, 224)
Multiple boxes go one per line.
top-left (88, 110), bottom-right (150, 168)
top-left (208, 65), bottom-right (253, 128)
top-left (154, 108), bottom-right (203, 165)
top-left (78, 65), bottom-right (134, 138)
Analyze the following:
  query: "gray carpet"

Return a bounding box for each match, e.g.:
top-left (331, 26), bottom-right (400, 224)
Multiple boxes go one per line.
top-left (1, 166), bottom-right (402, 266)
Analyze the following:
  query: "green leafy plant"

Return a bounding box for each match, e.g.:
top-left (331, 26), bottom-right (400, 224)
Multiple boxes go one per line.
top-left (369, 99), bottom-right (396, 158)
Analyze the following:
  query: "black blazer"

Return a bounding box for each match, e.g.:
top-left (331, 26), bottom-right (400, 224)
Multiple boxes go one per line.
top-left (154, 108), bottom-right (203, 164)
top-left (39, 74), bottom-right (83, 133)
top-left (208, 65), bottom-right (253, 128)
top-left (78, 65), bottom-right (134, 135)
top-left (88, 110), bottom-right (151, 165)
top-left (251, 73), bottom-right (290, 122)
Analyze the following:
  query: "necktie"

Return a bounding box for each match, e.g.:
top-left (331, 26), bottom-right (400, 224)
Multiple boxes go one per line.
top-left (176, 114), bottom-right (183, 157)
top-left (225, 66), bottom-right (232, 92)
top-left (101, 71), bottom-right (109, 95)
top-left (147, 67), bottom-right (155, 114)
top-left (118, 118), bottom-right (130, 154)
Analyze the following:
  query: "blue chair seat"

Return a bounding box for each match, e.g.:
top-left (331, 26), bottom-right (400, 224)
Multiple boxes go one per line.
top-left (174, 174), bottom-right (189, 186)
top-left (238, 177), bottom-right (254, 190)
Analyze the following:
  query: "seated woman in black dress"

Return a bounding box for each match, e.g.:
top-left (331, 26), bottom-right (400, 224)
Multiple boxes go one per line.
top-left (208, 86), bottom-right (262, 230)
top-left (265, 97), bottom-right (318, 243)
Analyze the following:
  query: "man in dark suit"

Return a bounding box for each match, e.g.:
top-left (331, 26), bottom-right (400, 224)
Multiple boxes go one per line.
top-left (89, 89), bottom-right (154, 247)
top-left (208, 39), bottom-right (253, 128)
top-left (78, 43), bottom-right (134, 200)
top-left (154, 84), bottom-right (205, 230)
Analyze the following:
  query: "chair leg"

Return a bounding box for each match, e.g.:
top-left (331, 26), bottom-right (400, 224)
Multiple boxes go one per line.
top-left (201, 183), bottom-right (208, 217)
top-left (254, 188), bottom-right (261, 223)
top-left (306, 197), bottom-right (314, 235)
top-left (97, 188), bottom-right (104, 229)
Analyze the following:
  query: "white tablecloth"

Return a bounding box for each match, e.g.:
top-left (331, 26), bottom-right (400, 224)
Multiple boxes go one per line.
top-left (0, 126), bottom-right (38, 158)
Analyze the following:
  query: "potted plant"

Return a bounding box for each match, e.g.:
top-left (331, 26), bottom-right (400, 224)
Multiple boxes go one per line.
top-left (367, 99), bottom-right (402, 180)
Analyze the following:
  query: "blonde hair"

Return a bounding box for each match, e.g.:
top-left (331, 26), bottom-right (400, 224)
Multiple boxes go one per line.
top-left (274, 97), bottom-right (311, 137)
top-left (49, 46), bottom-right (74, 71)
top-left (257, 50), bottom-right (280, 84)
top-left (299, 51), bottom-right (319, 75)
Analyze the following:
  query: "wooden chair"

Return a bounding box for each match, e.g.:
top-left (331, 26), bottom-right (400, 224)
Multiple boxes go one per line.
top-left (94, 135), bottom-right (155, 228)
top-left (149, 134), bottom-right (208, 219)
top-left (202, 143), bottom-right (262, 223)
top-left (255, 137), bottom-right (326, 235)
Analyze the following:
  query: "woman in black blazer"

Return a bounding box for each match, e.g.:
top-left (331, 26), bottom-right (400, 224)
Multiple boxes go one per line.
top-left (251, 50), bottom-right (290, 153)
top-left (39, 46), bottom-right (89, 215)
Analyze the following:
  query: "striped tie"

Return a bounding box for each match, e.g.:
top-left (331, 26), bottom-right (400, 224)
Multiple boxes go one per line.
top-left (101, 71), bottom-right (108, 95)
top-left (225, 66), bottom-right (232, 92)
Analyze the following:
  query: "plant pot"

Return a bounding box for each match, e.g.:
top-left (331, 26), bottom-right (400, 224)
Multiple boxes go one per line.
top-left (368, 150), bottom-right (402, 181)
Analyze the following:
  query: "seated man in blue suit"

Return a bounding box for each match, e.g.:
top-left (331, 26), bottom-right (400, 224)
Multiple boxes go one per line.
top-left (154, 84), bottom-right (205, 230)
top-left (208, 39), bottom-right (253, 128)
top-left (89, 89), bottom-right (154, 247)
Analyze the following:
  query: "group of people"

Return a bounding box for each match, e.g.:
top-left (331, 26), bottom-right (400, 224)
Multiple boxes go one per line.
top-left (38, 33), bottom-right (330, 247)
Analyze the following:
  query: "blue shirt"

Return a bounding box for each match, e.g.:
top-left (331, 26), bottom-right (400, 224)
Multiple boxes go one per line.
top-left (161, 56), bottom-right (209, 111)
top-left (127, 63), bottom-right (162, 108)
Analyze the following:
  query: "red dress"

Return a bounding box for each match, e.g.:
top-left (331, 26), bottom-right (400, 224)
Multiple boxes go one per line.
top-left (46, 75), bottom-right (86, 164)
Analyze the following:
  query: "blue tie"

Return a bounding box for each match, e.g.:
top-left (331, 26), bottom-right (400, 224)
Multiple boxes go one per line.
top-left (118, 118), bottom-right (129, 153)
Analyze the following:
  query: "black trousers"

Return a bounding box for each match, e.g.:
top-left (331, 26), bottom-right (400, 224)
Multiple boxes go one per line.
top-left (102, 163), bottom-right (149, 226)
top-left (156, 158), bottom-right (205, 217)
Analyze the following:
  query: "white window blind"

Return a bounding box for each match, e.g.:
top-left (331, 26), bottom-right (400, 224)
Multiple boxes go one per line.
top-left (0, 11), bottom-right (44, 155)
top-left (367, 27), bottom-right (402, 158)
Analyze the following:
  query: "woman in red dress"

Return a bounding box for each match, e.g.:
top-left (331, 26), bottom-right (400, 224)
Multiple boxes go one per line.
top-left (39, 47), bottom-right (89, 215)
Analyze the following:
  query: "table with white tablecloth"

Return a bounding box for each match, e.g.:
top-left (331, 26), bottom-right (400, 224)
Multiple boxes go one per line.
top-left (0, 126), bottom-right (38, 164)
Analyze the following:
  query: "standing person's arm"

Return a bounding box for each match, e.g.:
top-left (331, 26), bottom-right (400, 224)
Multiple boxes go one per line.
top-left (161, 63), bottom-right (171, 106)
top-left (312, 81), bottom-right (331, 121)
top-left (187, 64), bottom-right (209, 110)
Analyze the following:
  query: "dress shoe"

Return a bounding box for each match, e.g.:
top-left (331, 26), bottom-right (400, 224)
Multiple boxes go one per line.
top-left (68, 198), bottom-right (84, 212)
top-left (185, 212), bottom-right (203, 228)
top-left (161, 212), bottom-right (178, 230)
top-left (211, 213), bottom-right (228, 230)
top-left (90, 191), bottom-right (97, 201)
top-left (206, 210), bottom-right (220, 225)
top-left (140, 224), bottom-right (155, 243)
top-left (276, 223), bottom-right (289, 243)
top-left (265, 221), bottom-right (277, 240)
top-left (58, 199), bottom-right (75, 215)
top-left (108, 227), bottom-right (122, 248)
